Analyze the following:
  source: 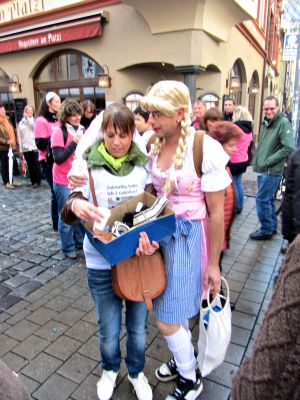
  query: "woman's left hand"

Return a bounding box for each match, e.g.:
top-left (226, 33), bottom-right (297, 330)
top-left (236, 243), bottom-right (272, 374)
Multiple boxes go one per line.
top-left (136, 231), bottom-right (160, 256)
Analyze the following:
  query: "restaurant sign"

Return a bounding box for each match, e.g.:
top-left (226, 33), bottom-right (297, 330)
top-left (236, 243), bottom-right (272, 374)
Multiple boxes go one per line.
top-left (0, 16), bottom-right (102, 54)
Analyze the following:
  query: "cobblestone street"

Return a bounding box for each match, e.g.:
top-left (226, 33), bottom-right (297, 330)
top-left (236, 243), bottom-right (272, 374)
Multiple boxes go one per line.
top-left (0, 176), bottom-right (284, 400)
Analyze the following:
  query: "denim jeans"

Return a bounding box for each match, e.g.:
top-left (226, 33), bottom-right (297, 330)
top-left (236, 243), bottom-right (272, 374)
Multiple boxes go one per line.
top-left (232, 174), bottom-right (244, 214)
top-left (256, 174), bottom-right (281, 234)
top-left (87, 268), bottom-right (148, 377)
top-left (53, 183), bottom-right (84, 254)
top-left (40, 160), bottom-right (59, 231)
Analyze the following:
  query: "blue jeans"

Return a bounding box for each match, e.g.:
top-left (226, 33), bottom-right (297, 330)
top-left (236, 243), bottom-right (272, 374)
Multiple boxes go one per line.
top-left (87, 268), bottom-right (148, 377)
top-left (40, 160), bottom-right (59, 231)
top-left (53, 183), bottom-right (84, 254)
top-left (256, 174), bottom-right (281, 234)
top-left (232, 174), bottom-right (244, 214)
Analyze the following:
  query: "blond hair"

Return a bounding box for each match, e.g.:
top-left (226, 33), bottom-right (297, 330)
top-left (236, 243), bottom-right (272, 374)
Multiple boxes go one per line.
top-left (232, 106), bottom-right (253, 123)
top-left (140, 80), bottom-right (192, 194)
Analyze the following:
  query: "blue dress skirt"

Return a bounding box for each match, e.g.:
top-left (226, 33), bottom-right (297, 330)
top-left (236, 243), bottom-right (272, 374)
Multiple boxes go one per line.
top-left (154, 218), bottom-right (202, 324)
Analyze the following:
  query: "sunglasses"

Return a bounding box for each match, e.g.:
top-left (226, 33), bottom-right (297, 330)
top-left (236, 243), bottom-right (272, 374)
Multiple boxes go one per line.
top-left (149, 110), bottom-right (162, 119)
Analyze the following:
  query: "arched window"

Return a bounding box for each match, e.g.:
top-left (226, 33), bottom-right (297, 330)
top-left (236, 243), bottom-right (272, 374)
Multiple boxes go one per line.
top-left (33, 50), bottom-right (106, 112)
top-left (200, 93), bottom-right (219, 109)
top-left (229, 62), bottom-right (242, 105)
top-left (248, 71), bottom-right (260, 120)
top-left (123, 92), bottom-right (143, 111)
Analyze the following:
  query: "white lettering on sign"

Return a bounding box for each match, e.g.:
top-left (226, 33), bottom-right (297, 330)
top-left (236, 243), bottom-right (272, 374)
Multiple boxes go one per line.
top-left (18, 37), bottom-right (40, 49)
top-left (17, 31), bottom-right (62, 49)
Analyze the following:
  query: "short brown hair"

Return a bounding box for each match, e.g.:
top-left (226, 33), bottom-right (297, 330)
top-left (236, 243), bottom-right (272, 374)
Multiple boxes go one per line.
top-left (264, 95), bottom-right (279, 106)
top-left (203, 107), bottom-right (223, 130)
top-left (102, 103), bottom-right (135, 135)
top-left (58, 99), bottom-right (83, 124)
top-left (208, 121), bottom-right (242, 144)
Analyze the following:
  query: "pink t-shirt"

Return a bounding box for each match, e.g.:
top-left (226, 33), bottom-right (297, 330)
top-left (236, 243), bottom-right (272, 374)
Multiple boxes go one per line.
top-left (34, 116), bottom-right (59, 161)
top-left (51, 127), bottom-right (76, 185)
top-left (230, 131), bottom-right (253, 163)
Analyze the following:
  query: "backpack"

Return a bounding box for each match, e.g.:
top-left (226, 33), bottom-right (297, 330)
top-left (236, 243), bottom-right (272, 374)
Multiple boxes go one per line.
top-left (193, 130), bottom-right (205, 176)
top-left (46, 125), bottom-right (68, 167)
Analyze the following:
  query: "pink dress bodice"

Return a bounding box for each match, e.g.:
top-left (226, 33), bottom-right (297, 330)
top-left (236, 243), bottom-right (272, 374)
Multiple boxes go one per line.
top-left (150, 132), bottom-right (207, 220)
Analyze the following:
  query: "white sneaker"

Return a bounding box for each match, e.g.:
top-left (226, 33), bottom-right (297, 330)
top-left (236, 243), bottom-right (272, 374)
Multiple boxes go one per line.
top-left (128, 372), bottom-right (153, 400)
top-left (96, 369), bottom-right (118, 400)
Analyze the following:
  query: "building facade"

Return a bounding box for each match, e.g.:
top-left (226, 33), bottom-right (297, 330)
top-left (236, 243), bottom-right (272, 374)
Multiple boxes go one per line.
top-left (0, 0), bottom-right (283, 132)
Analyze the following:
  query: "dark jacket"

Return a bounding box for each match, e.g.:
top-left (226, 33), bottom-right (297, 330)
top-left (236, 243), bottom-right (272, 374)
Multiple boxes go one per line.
top-left (281, 147), bottom-right (300, 243)
top-left (231, 234), bottom-right (300, 400)
top-left (224, 112), bottom-right (233, 121)
top-left (252, 112), bottom-right (294, 175)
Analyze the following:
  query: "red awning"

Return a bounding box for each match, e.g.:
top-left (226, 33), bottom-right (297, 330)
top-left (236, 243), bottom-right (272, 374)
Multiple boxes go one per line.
top-left (0, 15), bottom-right (102, 54)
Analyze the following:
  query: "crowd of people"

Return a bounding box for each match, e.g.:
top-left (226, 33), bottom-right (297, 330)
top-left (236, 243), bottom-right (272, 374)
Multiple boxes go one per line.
top-left (0, 81), bottom-right (298, 400)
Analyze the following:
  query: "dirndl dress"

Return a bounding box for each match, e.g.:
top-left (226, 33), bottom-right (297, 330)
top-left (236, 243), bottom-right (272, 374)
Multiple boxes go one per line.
top-left (154, 218), bottom-right (202, 324)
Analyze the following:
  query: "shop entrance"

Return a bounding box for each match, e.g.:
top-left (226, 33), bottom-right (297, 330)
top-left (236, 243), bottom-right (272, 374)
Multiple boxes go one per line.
top-left (33, 49), bottom-right (106, 112)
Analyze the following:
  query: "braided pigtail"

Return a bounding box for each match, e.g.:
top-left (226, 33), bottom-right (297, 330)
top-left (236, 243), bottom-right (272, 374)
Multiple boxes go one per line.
top-left (162, 113), bottom-right (191, 195)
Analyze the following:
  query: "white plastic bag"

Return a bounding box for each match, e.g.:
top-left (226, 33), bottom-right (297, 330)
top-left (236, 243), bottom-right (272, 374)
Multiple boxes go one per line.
top-left (197, 277), bottom-right (231, 377)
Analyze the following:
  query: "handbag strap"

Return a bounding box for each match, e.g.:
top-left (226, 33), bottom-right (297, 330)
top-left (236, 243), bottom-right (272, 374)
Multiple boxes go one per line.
top-left (88, 169), bottom-right (98, 207)
top-left (193, 130), bottom-right (205, 177)
top-left (138, 255), bottom-right (153, 311)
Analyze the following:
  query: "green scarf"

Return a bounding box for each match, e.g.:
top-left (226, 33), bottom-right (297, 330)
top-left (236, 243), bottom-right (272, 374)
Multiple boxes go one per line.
top-left (97, 142), bottom-right (128, 171)
top-left (87, 139), bottom-right (149, 176)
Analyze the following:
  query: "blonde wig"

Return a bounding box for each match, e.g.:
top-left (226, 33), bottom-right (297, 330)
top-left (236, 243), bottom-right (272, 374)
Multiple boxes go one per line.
top-left (140, 80), bottom-right (192, 194)
top-left (232, 106), bottom-right (253, 123)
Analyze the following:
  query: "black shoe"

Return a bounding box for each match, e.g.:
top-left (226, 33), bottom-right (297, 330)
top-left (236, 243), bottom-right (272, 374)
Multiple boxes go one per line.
top-left (165, 373), bottom-right (203, 400)
top-left (156, 356), bottom-right (178, 382)
top-left (280, 239), bottom-right (289, 254)
top-left (156, 352), bottom-right (199, 383)
top-left (249, 230), bottom-right (273, 240)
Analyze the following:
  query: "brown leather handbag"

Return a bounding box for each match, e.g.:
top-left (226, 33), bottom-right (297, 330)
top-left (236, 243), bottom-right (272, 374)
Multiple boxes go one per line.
top-left (112, 252), bottom-right (166, 311)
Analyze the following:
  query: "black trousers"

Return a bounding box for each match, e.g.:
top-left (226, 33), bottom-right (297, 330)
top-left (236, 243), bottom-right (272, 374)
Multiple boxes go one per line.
top-left (0, 149), bottom-right (9, 185)
top-left (23, 151), bottom-right (42, 185)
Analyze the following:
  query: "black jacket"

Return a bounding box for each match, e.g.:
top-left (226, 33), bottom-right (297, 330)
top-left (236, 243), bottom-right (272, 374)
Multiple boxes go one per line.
top-left (281, 147), bottom-right (300, 242)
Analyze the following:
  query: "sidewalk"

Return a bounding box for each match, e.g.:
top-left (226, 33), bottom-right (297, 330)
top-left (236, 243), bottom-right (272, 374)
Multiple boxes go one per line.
top-left (0, 177), bottom-right (285, 400)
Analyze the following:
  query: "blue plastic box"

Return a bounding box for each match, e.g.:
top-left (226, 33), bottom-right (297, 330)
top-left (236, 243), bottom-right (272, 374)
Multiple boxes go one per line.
top-left (84, 191), bottom-right (176, 265)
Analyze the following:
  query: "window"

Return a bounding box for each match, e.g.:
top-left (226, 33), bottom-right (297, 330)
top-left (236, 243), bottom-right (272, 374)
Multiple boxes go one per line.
top-left (229, 61), bottom-right (243, 105)
top-left (248, 71), bottom-right (259, 120)
top-left (123, 92), bottom-right (143, 111)
top-left (34, 50), bottom-right (106, 112)
top-left (200, 93), bottom-right (219, 109)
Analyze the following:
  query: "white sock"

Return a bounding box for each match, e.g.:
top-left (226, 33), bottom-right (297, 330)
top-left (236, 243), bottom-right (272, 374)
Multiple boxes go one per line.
top-left (182, 320), bottom-right (192, 340)
top-left (164, 325), bottom-right (196, 381)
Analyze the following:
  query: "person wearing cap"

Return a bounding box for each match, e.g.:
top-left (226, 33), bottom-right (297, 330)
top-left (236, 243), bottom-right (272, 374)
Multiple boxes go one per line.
top-left (34, 92), bottom-right (61, 231)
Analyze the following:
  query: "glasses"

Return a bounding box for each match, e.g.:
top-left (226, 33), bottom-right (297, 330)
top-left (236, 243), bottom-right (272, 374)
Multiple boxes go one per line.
top-left (264, 107), bottom-right (276, 111)
top-left (149, 110), bottom-right (162, 119)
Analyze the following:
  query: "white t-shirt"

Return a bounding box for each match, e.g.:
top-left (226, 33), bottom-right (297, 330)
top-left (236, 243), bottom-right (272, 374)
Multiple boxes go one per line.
top-left (69, 159), bottom-right (150, 270)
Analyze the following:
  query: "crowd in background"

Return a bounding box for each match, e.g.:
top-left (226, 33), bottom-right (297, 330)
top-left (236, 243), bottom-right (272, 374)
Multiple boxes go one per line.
top-left (0, 84), bottom-right (298, 400)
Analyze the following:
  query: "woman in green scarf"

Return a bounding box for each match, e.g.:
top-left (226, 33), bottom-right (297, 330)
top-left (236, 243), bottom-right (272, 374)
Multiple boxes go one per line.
top-left (62, 103), bottom-right (155, 400)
